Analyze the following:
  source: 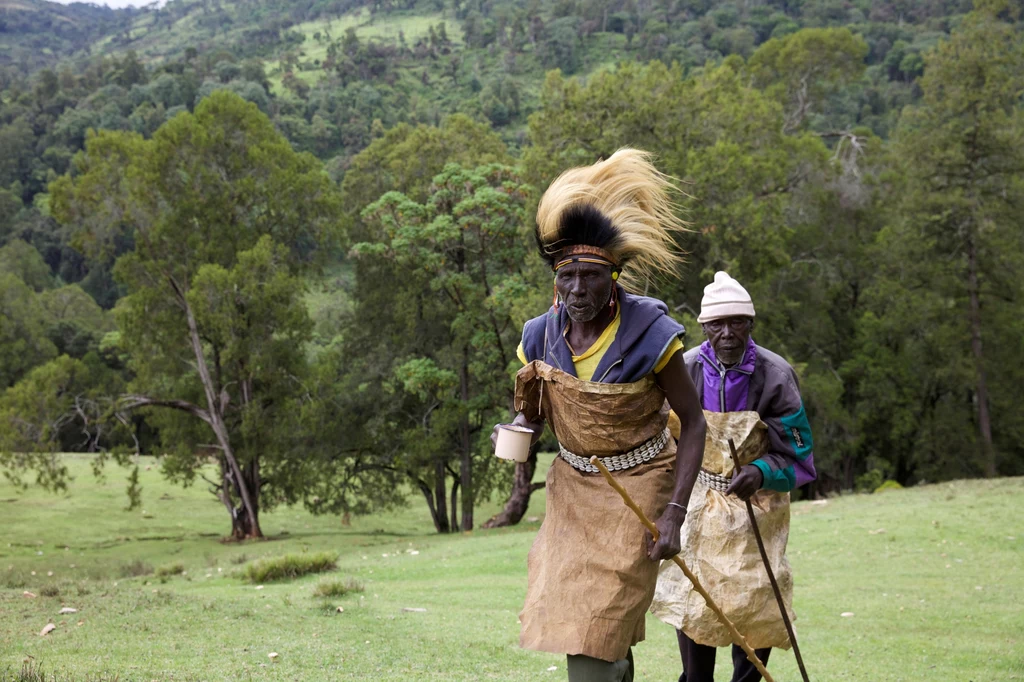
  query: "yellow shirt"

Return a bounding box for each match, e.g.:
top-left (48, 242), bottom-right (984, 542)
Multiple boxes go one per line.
top-left (515, 310), bottom-right (683, 381)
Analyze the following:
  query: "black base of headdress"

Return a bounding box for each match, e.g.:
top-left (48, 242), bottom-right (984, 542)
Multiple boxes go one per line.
top-left (536, 204), bottom-right (623, 267)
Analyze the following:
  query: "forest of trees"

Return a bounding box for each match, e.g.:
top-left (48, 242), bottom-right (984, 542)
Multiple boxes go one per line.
top-left (1, 0), bottom-right (1022, 538)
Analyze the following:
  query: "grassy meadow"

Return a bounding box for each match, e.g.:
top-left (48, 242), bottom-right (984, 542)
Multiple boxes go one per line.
top-left (1, 456), bottom-right (1022, 681)
top-left (264, 9), bottom-right (463, 91)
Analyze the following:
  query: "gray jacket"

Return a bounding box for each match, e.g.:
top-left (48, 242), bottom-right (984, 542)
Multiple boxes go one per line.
top-left (684, 342), bottom-right (816, 491)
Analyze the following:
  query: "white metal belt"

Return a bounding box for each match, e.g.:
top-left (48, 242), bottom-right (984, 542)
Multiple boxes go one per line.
top-left (558, 429), bottom-right (670, 474)
top-left (698, 468), bottom-right (732, 492)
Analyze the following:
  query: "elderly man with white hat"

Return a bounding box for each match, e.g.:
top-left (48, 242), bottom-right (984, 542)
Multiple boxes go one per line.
top-left (652, 271), bottom-right (816, 682)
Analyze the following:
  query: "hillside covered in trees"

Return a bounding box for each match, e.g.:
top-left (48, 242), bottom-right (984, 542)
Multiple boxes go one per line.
top-left (1, 0), bottom-right (1022, 538)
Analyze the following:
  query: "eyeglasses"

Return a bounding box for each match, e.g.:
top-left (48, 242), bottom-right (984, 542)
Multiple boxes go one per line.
top-left (704, 318), bottom-right (752, 333)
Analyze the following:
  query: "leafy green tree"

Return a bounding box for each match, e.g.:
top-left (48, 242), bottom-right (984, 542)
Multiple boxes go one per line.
top-left (748, 27), bottom-right (868, 131)
top-left (0, 239), bottom-right (52, 292)
top-left (50, 92), bottom-right (342, 538)
top-left (214, 61), bottom-right (242, 83)
top-left (865, 1), bottom-right (1024, 478)
top-left (282, 72), bottom-right (311, 99)
top-left (339, 114), bottom-right (509, 242)
top-left (538, 16), bottom-right (583, 73)
top-left (38, 284), bottom-right (111, 357)
top-left (525, 59), bottom-right (829, 309)
top-left (0, 355), bottom-right (88, 490)
top-left (0, 349), bottom-right (133, 488)
top-left (0, 273), bottom-right (57, 389)
top-left (0, 187), bottom-right (23, 240)
top-left (239, 59), bottom-right (271, 92)
top-left (766, 133), bottom-right (890, 491)
top-left (343, 163), bottom-right (534, 532)
top-left (0, 118), bottom-right (35, 192)
top-left (110, 51), bottom-right (147, 88)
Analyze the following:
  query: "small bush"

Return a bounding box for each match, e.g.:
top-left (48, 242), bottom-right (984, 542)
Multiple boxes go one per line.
top-left (39, 584), bottom-right (61, 598)
top-left (242, 552), bottom-right (337, 583)
top-left (3, 573), bottom-right (27, 589)
top-left (0, 660), bottom-right (121, 681)
top-left (312, 577), bottom-right (364, 598)
top-left (855, 468), bottom-right (884, 493)
top-left (874, 479), bottom-right (904, 493)
top-left (118, 559), bottom-right (153, 578)
top-left (154, 562), bottom-right (185, 578)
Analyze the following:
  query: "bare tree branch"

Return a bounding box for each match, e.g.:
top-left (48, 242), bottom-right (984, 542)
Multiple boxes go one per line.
top-left (118, 394), bottom-right (212, 424)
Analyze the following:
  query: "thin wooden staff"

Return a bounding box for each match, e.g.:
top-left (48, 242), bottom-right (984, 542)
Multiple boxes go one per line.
top-left (728, 438), bottom-right (811, 682)
top-left (588, 455), bottom-right (775, 682)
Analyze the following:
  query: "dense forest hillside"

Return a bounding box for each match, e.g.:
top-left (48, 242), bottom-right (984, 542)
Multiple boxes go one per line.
top-left (1, 0), bottom-right (1022, 537)
top-left (0, 0), bottom-right (140, 70)
top-left (0, 0), bottom-right (976, 295)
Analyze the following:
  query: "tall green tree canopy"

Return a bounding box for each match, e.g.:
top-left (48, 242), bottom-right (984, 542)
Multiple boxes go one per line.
top-left (333, 162), bottom-right (534, 533)
top-left (855, 0), bottom-right (1024, 480)
top-left (0, 273), bottom-right (58, 390)
top-left (49, 91), bottom-right (343, 538)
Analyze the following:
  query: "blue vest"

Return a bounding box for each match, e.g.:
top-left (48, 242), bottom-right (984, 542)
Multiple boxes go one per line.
top-left (520, 286), bottom-right (685, 384)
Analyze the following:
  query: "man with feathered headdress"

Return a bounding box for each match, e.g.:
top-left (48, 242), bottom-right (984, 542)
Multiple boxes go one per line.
top-left (492, 149), bottom-right (707, 681)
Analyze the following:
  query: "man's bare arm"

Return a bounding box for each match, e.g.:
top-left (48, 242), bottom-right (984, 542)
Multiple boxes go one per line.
top-left (647, 351), bottom-right (706, 561)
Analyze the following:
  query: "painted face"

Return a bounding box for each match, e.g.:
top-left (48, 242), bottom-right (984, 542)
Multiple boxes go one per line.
top-left (702, 316), bottom-right (754, 367)
top-left (555, 261), bottom-right (614, 323)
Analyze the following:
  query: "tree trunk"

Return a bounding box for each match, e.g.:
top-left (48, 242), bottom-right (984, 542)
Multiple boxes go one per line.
top-left (841, 453), bottom-right (855, 491)
top-left (230, 502), bottom-right (259, 539)
top-left (215, 459), bottom-right (237, 530)
top-left (434, 458), bottom-right (450, 533)
top-left (966, 232), bottom-right (996, 477)
top-left (214, 456), bottom-right (262, 540)
top-left (483, 446), bottom-right (545, 528)
top-left (227, 455), bottom-right (261, 540)
top-left (450, 476), bottom-right (459, 532)
top-left (179, 289), bottom-right (262, 538)
top-left (416, 477), bottom-right (448, 534)
top-left (459, 347), bottom-right (473, 531)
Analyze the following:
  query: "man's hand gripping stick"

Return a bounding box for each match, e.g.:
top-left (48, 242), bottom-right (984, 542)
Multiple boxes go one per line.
top-left (588, 455), bottom-right (775, 682)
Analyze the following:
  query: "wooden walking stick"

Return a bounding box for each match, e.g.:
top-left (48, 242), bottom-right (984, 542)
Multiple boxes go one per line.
top-left (728, 438), bottom-right (811, 682)
top-left (588, 456), bottom-right (776, 682)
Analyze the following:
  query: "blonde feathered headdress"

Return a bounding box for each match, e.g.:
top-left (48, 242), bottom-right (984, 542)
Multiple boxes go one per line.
top-left (535, 148), bottom-right (687, 291)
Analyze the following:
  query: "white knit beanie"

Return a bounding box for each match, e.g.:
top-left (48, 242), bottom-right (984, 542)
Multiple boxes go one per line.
top-left (697, 271), bottom-right (755, 323)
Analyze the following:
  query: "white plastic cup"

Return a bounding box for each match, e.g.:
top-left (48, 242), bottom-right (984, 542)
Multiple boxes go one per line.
top-left (495, 424), bottom-right (533, 463)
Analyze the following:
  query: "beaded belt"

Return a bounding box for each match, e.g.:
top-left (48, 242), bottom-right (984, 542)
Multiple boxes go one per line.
top-left (558, 429), bottom-right (670, 474)
top-left (698, 468), bottom-right (732, 492)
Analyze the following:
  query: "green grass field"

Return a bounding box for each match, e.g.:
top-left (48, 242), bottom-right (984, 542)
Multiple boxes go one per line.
top-left (1, 456), bottom-right (1022, 681)
top-left (262, 9), bottom-right (461, 94)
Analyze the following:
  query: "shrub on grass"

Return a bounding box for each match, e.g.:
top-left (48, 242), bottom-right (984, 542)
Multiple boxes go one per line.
top-left (242, 552), bottom-right (337, 583)
top-left (118, 559), bottom-right (153, 578)
top-left (83, 565), bottom-right (111, 581)
top-left (0, 660), bottom-right (121, 681)
top-left (39, 584), bottom-right (61, 598)
top-left (874, 480), bottom-right (904, 493)
top-left (312, 577), bottom-right (364, 598)
top-left (855, 468), bottom-right (884, 493)
top-left (2, 573), bottom-right (27, 589)
top-left (154, 562), bottom-right (185, 578)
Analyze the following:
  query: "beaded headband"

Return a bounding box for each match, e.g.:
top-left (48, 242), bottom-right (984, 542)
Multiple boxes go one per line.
top-left (552, 245), bottom-right (619, 272)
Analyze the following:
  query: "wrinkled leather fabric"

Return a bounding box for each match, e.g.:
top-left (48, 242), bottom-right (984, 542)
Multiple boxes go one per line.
top-left (515, 361), bottom-right (675, 662)
top-left (651, 411), bottom-right (795, 650)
